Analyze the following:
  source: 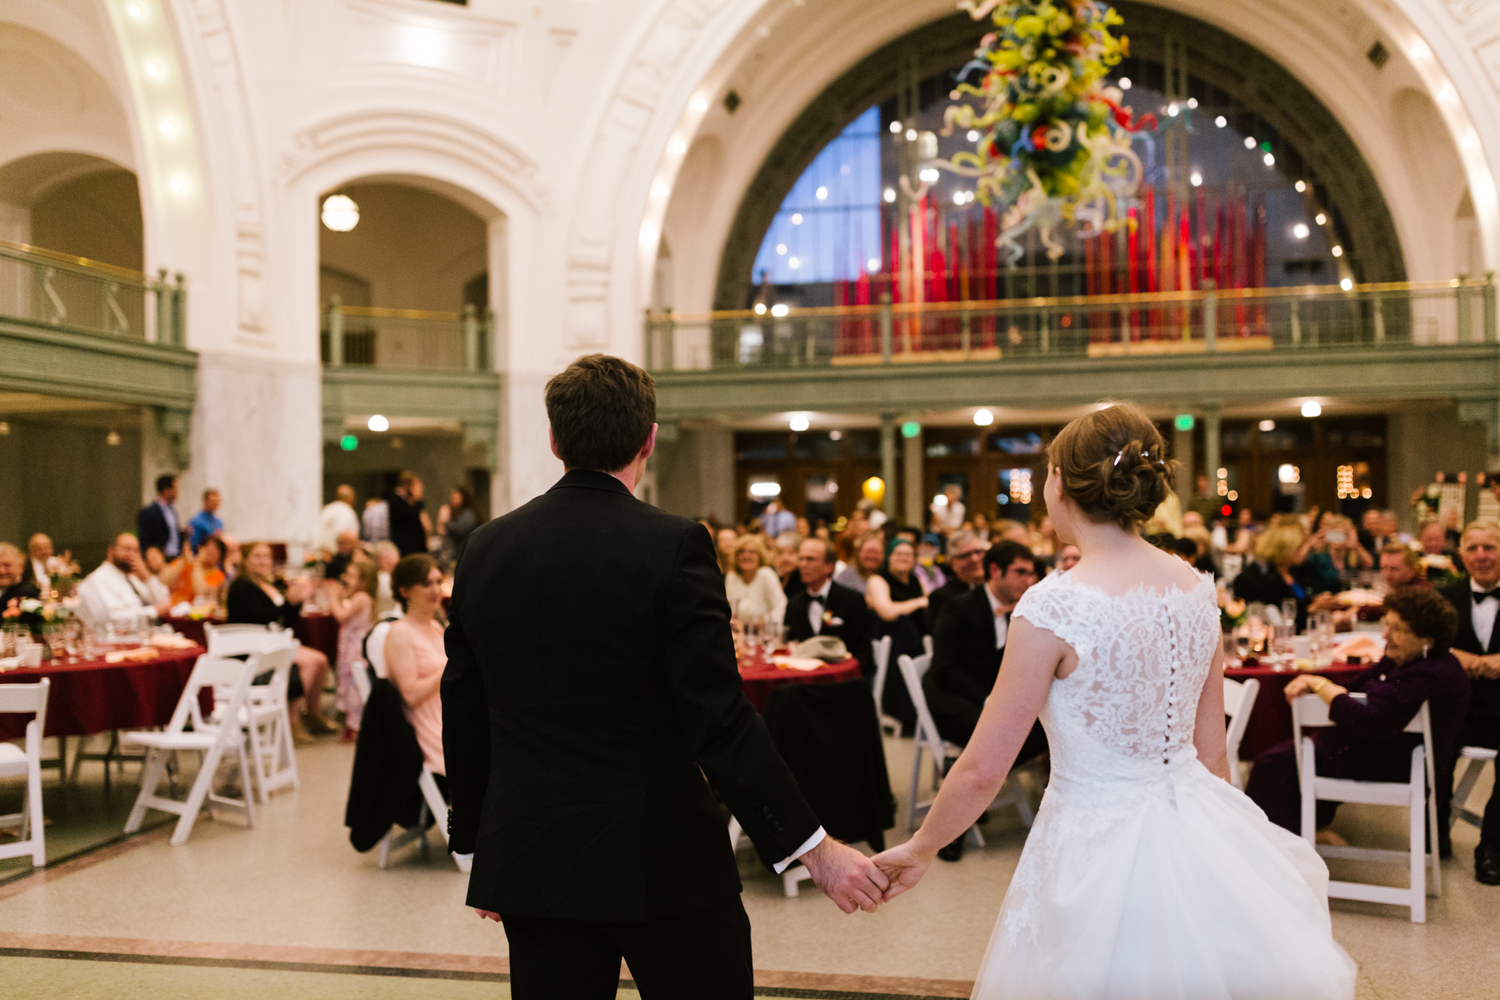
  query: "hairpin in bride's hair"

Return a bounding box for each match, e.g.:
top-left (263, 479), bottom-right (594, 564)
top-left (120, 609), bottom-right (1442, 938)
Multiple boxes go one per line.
top-left (1114, 447), bottom-right (1161, 468)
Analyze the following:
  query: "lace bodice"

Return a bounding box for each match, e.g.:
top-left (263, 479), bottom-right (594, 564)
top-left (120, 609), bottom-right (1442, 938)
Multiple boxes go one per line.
top-left (1014, 570), bottom-right (1221, 781)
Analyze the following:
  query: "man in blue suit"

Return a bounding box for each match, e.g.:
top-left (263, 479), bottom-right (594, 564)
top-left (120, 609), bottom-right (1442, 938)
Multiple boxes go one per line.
top-left (137, 474), bottom-right (182, 560)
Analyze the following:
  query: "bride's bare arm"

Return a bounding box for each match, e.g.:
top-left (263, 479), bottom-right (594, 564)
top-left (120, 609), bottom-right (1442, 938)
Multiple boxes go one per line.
top-left (1193, 643), bottom-right (1232, 782)
top-left (873, 618), bottom-right (1063, 899)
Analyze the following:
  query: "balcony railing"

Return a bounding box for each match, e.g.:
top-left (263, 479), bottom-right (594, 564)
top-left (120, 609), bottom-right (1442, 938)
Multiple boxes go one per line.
top-left (0, 239), bottom-right (185, 345)
top-left (320, 298), bottom-right (492, 371)
top-left (644, 276), bottom-right (1498, 372)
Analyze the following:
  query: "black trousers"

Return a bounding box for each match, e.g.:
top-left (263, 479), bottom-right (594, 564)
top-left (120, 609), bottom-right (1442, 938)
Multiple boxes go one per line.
top-left (502, 895), bottom-right (753, 1000)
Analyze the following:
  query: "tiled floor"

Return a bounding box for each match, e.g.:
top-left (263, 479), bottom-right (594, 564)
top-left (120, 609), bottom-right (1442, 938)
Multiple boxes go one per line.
top-left (0, 731), bottom-right (1496, 997)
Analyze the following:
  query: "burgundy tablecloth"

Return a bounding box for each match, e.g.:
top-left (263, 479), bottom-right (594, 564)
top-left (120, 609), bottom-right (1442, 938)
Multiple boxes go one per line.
top-left (0, 646), bottom-right (203, 740)
top-left (1225, 661), bottom-right (1369, 762)
top-left (738, 652), bottom-right (862, 713)
top-left (164, 612), bottom-right (338, 663)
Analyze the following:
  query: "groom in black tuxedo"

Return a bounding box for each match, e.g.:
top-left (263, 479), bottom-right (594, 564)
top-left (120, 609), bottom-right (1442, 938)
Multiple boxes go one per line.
top-left (442, 355), bottom-right (888, 999)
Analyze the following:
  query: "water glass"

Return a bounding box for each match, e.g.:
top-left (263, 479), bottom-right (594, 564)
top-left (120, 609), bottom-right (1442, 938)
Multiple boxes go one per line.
top-left (1281, 599), bottom-right (1299, 629)
top-left (1271, 623), bottom-right (1295, 659)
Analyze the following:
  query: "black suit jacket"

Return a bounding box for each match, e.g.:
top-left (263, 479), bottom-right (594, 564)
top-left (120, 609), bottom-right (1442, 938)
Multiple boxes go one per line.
top-left (924, 586), bottom-right (1004, 718)
top-left (442, 470), bottom-right (820, 921)
top-left (388, 493), bottom-right (427, 557)
top-left (136, 501), bottom-right (176, 557)
top-left (1440, 578), bottom-right (1500, 723)
top-left (785, 580), bottom-right (875, 678)
top-left (926, 576), bottom-right (975, 632)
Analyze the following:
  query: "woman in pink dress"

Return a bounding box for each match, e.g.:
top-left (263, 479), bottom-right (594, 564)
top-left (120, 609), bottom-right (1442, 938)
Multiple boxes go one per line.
top-left (324, 558), bottom-right (376, 740)
top-left (384, 553), bottom-right (447, 776)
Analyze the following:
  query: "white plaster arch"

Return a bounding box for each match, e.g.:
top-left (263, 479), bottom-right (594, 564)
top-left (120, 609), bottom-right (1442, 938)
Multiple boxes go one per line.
top-left (594, 0), bottom-right (1500, 353)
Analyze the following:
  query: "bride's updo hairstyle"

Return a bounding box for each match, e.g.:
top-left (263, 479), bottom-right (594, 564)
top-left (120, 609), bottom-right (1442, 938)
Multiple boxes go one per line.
top-left (1047, 402), bottom-right (1177, 529)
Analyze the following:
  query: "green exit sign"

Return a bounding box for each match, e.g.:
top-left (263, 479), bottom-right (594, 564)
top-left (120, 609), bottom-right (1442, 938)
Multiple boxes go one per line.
top-left (1174, 414), bottom-right (1195, 432)
top-left (339, 434), bottom-right (359, 451)
top-left (901, 421), bottom-right (922, 439)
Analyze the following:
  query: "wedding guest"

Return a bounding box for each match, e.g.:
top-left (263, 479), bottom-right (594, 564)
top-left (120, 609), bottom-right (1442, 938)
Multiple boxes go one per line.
top-left (1361, 508), bottom-right (1391, 560)
top-left (1420, 520), bottom-right (1453, 557)
top-left (1440, 520), bottom-right (1500, 883)
top-left (1379, 543), bottom-right (1428, 592)
top-left (784, 538), bottom-right (874, 678)
top-left (187, 489), bottom-right (223, 553)
top-left (867, 537), bottom-right (930, 732)
top-left (318, 485), bottom-right (361, 552)
top-left (140, 546), bottom-right (174, 607)
top-left (992, 518), bottom-right (1030, 546)
top-left (930, 484), bottom-right (965, 534)
top-left (772, 532), bottom-right (804, 600)
top-left (0, 544), bottom-right (39, 606)
top-left (725, 534), bottom-right (787, 622)
top-left (325, 558), bottom-right (377, 740)
top-left (137, 473), bottom-right (183, 560)
top-left (27, 534), bottom-right (62, 592)
top-left (439, 485), bottom-right (479, 568)
top-left (1056, 543), bottom-right (1081, 572)
top-left (77, 533), bottom-right (170, 630)
top-left (162, 535), bottom-right (226, 609)
top-left (857, 496), bottom-right (887, 531)
top-left (834, 532), bottom-right (885, 595)
top-left (220, 534), bottom-right (242, 579)
top-left (388, 472), bottom-right (430, 557)
top-left (325, 530), bottom-right (361, 582)
top-left (923, 540), bottom-right (1044, 860)
top-left (914, 534), bottom-right (947, 594)
top-left (927, 530), bottom-right (986, 629)
top-left (758, 497), bottom-right (796, 538)
top-left (795, 516), bottom-right (811, 538)
top-left (372, 540), bottom-right (400, 615)
top-left (360, 496), bottom-right (389, 543)
top-left (972, 511), bottom-right (991, 542)
top-left (1245, 588), bottom-right (1468, 857)
top-left (1232, 520), bottom-right (1318, 631)
top-left (385, 554), bottom-right (447, 777)
top-left (226, 541), bottom-right (332, 741)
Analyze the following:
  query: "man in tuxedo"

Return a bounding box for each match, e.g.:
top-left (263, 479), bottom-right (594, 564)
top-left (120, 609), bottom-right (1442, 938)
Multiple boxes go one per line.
top-left (387, 472), bottom-right (429, 556)
top-left (0, 544), bottom-right (39, 607)
top-left (442, 355), bottom-right (887, 999)
top-left (926, 530), bottom-right (986, 630)
top-left (136, 474), bottom-right (182, 560)
top-left (1440, 521), bottom-right (1500, 883)
top-left (923, 540), bottom-right (1045, 860)
top-left (785, 537), bottom-right (874, 678)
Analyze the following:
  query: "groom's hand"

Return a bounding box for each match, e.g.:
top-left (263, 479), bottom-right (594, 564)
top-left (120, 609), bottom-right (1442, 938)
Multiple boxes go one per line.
top-left (799, 837), bottom-right (889, 914)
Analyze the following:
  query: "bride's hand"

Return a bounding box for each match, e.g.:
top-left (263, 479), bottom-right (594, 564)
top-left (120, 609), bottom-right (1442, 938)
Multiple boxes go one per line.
top-left (871, 841), bottom-right (931, 902)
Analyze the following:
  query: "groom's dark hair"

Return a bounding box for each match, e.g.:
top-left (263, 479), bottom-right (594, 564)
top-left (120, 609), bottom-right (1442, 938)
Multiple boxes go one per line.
top-left (545, 354), bottom-right (656, 473)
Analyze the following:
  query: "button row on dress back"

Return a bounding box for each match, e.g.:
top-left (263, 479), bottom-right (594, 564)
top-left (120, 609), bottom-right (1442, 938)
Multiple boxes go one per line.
top-left (1163, 597), bottom-right (1176, 766)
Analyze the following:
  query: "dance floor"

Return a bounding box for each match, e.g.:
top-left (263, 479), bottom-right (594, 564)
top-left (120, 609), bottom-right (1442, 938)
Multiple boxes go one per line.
top-left (0, 735), bottom-right (1495, 998)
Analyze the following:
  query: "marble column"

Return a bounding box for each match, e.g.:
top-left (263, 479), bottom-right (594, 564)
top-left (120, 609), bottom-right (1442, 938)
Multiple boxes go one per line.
top-left (880, 414), bottom-right (898, 519)
top-left (903, 428), bottom-right (925, 530)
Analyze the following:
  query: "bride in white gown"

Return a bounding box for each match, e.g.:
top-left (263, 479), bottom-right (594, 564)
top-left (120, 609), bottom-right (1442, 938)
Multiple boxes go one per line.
top-left (873, 403), bottom-right (1356, 1000)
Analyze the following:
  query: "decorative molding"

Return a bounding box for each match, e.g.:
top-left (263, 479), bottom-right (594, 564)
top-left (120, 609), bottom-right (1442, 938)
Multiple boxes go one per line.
top-left (321, 367), bottom-right (501, 466)
top-left (342, 0), bottom-right (517, 96)
top-left (0, 317), bottom-right (198, 413)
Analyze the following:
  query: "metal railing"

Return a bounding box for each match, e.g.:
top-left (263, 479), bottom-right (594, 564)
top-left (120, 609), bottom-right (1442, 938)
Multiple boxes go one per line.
top-left (320, 298), bottom-right (492, 370)
top-left (644, 276), bottom-right (1498, 371)
top-left (0, 239), bottom-right (185, 345)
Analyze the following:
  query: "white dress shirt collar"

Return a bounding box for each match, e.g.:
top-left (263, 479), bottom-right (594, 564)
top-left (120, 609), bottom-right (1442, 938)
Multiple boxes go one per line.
top-left (807, 578), bottom-right (833, 634)
top-left (986, 584), bottom-right (1010, 649)
top-left (1471, 577), bottom-right (1500, 650)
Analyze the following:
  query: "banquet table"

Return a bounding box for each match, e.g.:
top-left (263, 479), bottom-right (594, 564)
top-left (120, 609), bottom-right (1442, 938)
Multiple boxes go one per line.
top-left (1225, 660), bottom-right (1369, 763)
top-left (163, 611), bottom-right (339, 664)
top-left (738, 649), bottom-right (863, 713)
top-left (0, 645), bottom-right (204, 742)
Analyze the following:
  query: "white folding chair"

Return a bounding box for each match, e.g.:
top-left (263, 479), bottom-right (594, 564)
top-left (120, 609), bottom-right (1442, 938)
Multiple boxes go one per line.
top-left (364, 616), bottom-right (399, 679)
top-left (899, 653), bottom-right (1034, 846)
top-left (378, 765), bottom-right (466, 871)
top-left (1222, 676), bottom-right (1260, 790)
top-left (122, 653), bottom-right (258, 846)
top-left (1293, 694), bottom-right (1440, 922)
top-left (204, 622), bottom-right (289, 656)
top-left (206, 625), bottom-right (301, 803)
top-left (1451, 746), bottom-right (1496, 830)
top-left (0, 679), bottom-right (51, 867)
top-left (869, 636), bottom-right (898, 735)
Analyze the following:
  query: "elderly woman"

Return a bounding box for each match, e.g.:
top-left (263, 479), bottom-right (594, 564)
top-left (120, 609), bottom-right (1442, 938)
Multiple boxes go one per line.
top-left (834, 532), bottom-right (886, 595)
top-left (1244, 588), bottom-right (1471, 856)
top-left (866, 537), bottom-right (930, 733)
top-left (724, 534), bottom-right (787, 622)
top-left (1232, 518), bottom-right (1320, 631)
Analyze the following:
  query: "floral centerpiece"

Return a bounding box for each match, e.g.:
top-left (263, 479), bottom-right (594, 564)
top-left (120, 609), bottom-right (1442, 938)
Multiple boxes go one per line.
top-left (3, 596), bottom-right (72, 644)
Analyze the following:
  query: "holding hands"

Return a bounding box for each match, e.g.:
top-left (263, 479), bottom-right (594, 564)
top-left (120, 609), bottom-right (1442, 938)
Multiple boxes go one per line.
top-left (870, 840), bottom-right (932, 902)
top-left (800, 837), bottom-right (890, 914)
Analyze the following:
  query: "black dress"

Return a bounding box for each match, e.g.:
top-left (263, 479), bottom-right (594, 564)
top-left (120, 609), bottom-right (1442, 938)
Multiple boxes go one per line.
top-left (1231, 561), bottom-right (1318, 632)
top-left (225, 576), bottom-right (305, 700)
top-left (876, 569), bottom-right (928, 734)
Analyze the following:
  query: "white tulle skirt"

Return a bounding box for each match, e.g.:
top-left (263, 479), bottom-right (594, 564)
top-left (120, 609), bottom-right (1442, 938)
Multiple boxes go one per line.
top-left (971, 760), bottom-right (1357, 1000)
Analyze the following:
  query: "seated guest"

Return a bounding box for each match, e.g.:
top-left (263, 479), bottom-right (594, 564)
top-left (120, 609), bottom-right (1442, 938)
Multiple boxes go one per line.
top-left (226, 540), bottom-right (332, 741)
top-left (384, 554), bottom-right (447, 777)
top-left (866, 537), bottom-right (930, 733)
top-left (0, 543), bottom-right (39, 607)
top-left (372, 541), bottom-right (401, 615)
top-left (785, 537), bottom-right (873, 678)
top-left (161, 536), bottom-right (227, 610)
top-left (325, 558), bottom-right (377, 740)
top-left (725, 534), bottom-right (787, 622)
top-left (715, 527), bottom-right (738, 576)
top-left (77, 533), bottom-right (170, 631)
top-left (27, 534), bottom-right (65, 592)
top-left (834, 532), bottom-right (885, 595)
top-left (1244, 588), bottom-right (1469, 857)
top-left (927, 530), bottom-right (986, 630)
top-left (188, 488), bottom-right (224, 554)
top-left (325, 530), bottom-right (362, 582)
top-left (1055, 543), bottom-right (1081, 572)
top-left (773, 532), bottom-right (804, 600)
top-left (923, 540), bottom-right (1046, 861)
top-left (1379, 542), bottom-right (1428, 592)
top-left (1440, 521), bottom-right (1500, 883)
top-left (141, 547), bottom-right (174, 607)
top-left (1232, 519), bottom-right (1319, 631)
top-left (914, 534), bottom-right (947, 594)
